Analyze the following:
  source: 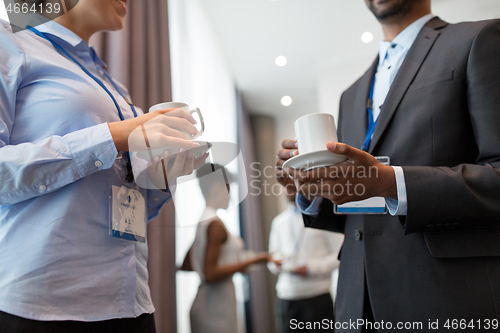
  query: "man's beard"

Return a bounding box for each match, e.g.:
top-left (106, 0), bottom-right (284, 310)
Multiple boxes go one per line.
top-left (367, 0), bottom-right (416, 21)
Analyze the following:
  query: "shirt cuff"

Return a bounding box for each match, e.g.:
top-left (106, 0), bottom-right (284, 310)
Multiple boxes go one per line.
top-left (296, 194), bottom-right (323, 216)
top-left (65, 123), bottom-right (118, 177)
top-left (385, 166), bottom-right (407, 216)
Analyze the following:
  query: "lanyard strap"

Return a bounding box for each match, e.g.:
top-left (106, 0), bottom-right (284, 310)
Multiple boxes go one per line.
top-left (361, 74), bottom-right (377, 152)
top-left (100, 69), bottom-right (138, 117)
top-left (28, 26), bottom-right (136, 182)
top-left (27, 26), bottom-right (137, 120)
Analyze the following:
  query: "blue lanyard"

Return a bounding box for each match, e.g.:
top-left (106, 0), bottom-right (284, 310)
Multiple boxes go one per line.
top-left (28, 26), bottom-right (137, 182)
top-left (27, 26), bottom-right (138, 120)
top-left (361, 73), bottom-right (377, 152)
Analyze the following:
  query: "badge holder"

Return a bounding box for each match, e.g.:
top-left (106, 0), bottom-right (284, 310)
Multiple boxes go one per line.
top-left (334, 156), bottom-right (390, 215)
top-left (109, 183), bottom-right (147, 243)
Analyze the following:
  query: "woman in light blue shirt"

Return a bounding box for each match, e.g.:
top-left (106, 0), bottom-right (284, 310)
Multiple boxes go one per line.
top-left (0, 1), bottom-right (205, 332)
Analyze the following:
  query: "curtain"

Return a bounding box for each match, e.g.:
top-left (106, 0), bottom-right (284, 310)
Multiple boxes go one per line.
top-left (90, 1), bottom-right (176, 333)
top-left (237, 91), bottom-right (274, 333)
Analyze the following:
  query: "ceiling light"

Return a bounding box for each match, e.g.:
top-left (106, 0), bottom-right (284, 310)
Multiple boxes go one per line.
top-left (275, 56), bottom-right (287, 67)
top-left (361, 32), bottom-right (374, 44)
top-left (281, 96), bottom-right (292, 106)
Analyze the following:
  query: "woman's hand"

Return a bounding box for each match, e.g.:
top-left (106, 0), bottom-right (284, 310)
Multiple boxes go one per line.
top-left (271, 258), bottom-right (283, 267)
top-left (252, 252), bottom-right (273, 264)
top-left (291, 266), bottom-right (308, 277)
top-left (147, 149), bottom-right (209, 189)
top-left (108, 108), bottom-right (200, 152)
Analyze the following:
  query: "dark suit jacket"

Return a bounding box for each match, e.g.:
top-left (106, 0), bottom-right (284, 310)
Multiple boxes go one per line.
top-left (304, 17), bottom-right (500, 331)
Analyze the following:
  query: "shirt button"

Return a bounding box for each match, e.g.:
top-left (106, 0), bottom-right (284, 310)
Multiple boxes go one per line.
top-left (95, 160), bottom-right (103, 168)
top-left (39, 185), bottom-right (47, 191)
top-left (354, 229), bottom-right (361, 241)
top-left (154, 197), bottom-right (159, 202)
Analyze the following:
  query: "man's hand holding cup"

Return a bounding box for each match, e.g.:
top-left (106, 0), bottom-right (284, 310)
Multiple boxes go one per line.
top-left (275, 113), bottom-right (397, 206)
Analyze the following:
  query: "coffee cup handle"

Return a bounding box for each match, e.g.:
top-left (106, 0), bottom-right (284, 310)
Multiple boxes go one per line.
top-left (190, 108), bottom-right (205, 139)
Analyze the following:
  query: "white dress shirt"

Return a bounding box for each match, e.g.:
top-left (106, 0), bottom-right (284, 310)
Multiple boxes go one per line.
top-left (0, 19), bottom-right (170, 321)
top-left (268, 204), bottom-right (343, 300)
top-left (298, 13), bottom-right (435, 217)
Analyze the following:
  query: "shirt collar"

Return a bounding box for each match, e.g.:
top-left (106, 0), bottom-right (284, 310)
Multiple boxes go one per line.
top-left (392, 13), bottom-right (436, 50)
top-left (32, 18), bottom-right (108, 68)
top-left (34, 18), bottom-right (83, 47)
top-left (378, 13), bottom-right (436, 64)
top-left (288, 202), bottom-right (300, 214)
top-left (90, 47), bottom-right (108, 68)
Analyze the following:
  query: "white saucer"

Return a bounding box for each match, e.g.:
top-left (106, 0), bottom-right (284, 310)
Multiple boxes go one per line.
top-left (136, 141), bottom-right (212, 162)
top-left (282, 149), bottom-right (348, 171)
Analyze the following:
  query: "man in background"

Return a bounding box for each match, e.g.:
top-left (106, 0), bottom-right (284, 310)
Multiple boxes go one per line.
top-left (268, 177), bottom-right (343, 332)
top-left (276, 0), bottom-right (500, 331)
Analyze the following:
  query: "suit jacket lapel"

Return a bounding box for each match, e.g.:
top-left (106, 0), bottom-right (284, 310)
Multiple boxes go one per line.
top-left (368, 17), bottom-right (448, 154)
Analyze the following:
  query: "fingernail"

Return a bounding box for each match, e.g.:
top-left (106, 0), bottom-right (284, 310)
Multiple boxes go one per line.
top-left (192, 142), bottom-right (200, 147)
top-left (180, 148), bottom-right (186, 154)
top-left (294, 142), bottom-right (298, 148)
top-left (153, 156), bottom-right (160, 162)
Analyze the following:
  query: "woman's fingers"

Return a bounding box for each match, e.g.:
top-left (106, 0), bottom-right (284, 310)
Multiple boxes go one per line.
top-left (193, 152), bottom-right (210, 170)
top-left (156, 126), bottom-right (191, 140)
top-left (181, 152), bottom-right (195, 176)
top-left (168, 149), bottom-right (188, 179)
top-left (159, 116), bottom-right (199, 136)
top-left (157, 135), bottom-right (200, 150)
top-left (161, 108), bottom-right (197, 124)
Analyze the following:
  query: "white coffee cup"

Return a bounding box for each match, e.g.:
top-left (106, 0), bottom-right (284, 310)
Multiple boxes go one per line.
top-left (294, 113), bottom-right (338, 154)
top-left (149, 102), bottom-right (205, 140)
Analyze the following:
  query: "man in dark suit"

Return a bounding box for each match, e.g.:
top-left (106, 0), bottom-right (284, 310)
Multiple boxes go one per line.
top-left (276, 0), bottom-right (500, 331)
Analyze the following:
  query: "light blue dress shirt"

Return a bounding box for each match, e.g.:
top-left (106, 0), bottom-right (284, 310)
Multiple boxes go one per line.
top-left (298, 14), bottom-right (435, 217)
top-left (0, 19), bottom-right (170, 321)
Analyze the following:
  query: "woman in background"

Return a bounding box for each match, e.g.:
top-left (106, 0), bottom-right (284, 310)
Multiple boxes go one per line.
top-left (181, 163), bottom-right (273, 333)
